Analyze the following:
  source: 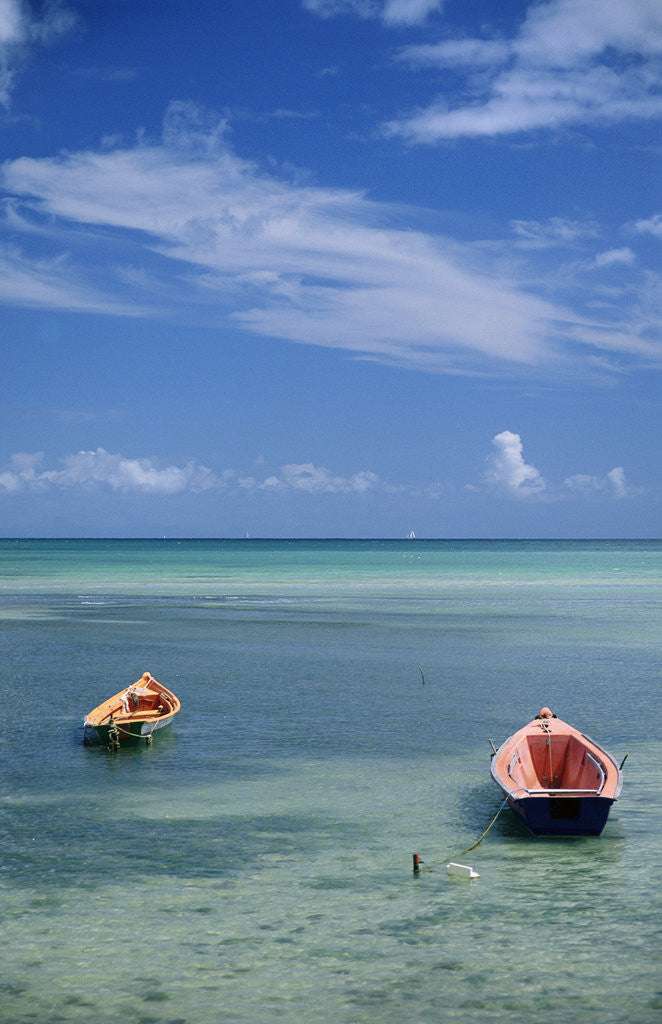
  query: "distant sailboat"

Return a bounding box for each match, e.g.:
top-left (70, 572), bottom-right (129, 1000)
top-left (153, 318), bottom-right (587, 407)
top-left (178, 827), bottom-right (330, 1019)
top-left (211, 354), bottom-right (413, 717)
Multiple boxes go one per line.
top-left (407, 530), bottom-right (416, 540)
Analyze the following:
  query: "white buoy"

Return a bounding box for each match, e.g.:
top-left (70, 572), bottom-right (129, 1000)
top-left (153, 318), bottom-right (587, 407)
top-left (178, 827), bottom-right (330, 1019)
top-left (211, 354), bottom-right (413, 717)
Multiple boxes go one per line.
top-left (446, 862), bottom-right (479, 879)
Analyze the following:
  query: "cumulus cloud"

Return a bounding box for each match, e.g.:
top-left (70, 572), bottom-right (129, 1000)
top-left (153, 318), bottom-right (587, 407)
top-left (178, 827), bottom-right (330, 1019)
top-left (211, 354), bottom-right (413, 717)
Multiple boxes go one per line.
top-left (0, 444), bottom-right (633, 506)
top-left (0, 448), bottom-right (219, 494)
top-left (482, 432), bottom-right (631, 501)
top-left (279, 463), bottom-right (379, 493)
top-left (0, 0), bottom-right (75, 108)
top-left (248, 463), bottom-right (379, 493)
top-left (484, 431), bottom-right (546, 498)
top-left (0, 451), bottom-right (42, 492)
top-left (0, 449), bottom-right (380, 498)
top-left (607, 467), bottom-right (627, 497)
top-left (387, 0), bottom-right (662, 141)
top-left (565, 466), bottom-right (628, 497)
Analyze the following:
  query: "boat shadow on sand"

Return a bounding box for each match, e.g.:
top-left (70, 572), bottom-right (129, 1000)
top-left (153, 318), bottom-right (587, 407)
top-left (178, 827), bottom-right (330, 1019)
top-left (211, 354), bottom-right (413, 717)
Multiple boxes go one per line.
top-left (74, 724), bottom-right (179, 755)
top-left (453, 782), bottom-right (622, 847)
top-left (448, 788), bottom-right (626, 894)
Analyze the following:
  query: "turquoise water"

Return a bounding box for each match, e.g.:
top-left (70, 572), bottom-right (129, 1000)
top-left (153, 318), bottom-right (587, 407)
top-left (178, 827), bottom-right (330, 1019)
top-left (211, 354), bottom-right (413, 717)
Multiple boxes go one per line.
top-left (0, 539), bottom-right (660, 1023)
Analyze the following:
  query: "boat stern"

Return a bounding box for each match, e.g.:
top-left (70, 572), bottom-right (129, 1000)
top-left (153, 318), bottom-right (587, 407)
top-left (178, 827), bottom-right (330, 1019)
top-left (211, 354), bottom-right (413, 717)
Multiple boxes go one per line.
top-left (511, 793), bottom-right (616, 837)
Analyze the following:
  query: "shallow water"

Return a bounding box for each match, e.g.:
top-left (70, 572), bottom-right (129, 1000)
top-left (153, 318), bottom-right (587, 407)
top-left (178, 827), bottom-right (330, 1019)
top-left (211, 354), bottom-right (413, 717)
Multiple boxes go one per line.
top-left (0, 540), bottom-right (660, 1023)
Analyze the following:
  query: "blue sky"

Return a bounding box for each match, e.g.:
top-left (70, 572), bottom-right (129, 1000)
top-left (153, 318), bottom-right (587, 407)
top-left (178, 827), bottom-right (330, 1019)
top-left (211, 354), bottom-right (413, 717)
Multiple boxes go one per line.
top-left (1, 0), bottom-right (660, 538)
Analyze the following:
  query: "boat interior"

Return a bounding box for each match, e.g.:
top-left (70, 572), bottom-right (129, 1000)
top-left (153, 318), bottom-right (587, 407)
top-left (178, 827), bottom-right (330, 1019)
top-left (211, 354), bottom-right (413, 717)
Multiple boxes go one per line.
top-left (508, 734), bottom-right (605, 795)
top-left (87, 686), bottom-right (174, 726)
top-left (113, 685), bottom-right (173, 720)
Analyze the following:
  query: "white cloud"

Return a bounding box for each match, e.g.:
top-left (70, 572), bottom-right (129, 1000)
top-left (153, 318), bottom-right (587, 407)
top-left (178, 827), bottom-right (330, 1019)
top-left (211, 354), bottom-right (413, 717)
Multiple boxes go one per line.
top-left (0, 0), bottom-right (23, 45)
top-left (250, 463), bottom-right (380, 493)
top-left (484, 432), bottom-right (631, 501)
top-left (564, 466), bottom-right (628, 497)
top-left (510, 218), bottom-right (600, 247)
top-left (563, 473), bottom-right (602, 494)
top-left (399, 38), bottom-right (510, 68)
top-left (516, 0), bottom-right (662, 66)
top-left (1, 101), bottom-right (660, 376)
top-left (593, 248), bottom-right (636, 268)
top-left (633, 213), bottom-right (662, 238)
top-left (302, 1), bottom-right (378, 18)
top-left (302, 0), bottom-right (443, 24)
top-left (484, 431), bottom-right (546, 498)
top-left (0, 0), bottom-right (75, 108)
top-left (0, 451), bottom-right (42, 492)
top-left (0, 450), bottom-right (380, 498)
top-left (279, 463), bottom-right (379, 493)
top-left (607, 467), bottom-right (627, 497)
top-left (382, 0), bottom-right (443, 25)
top-left (387, 0), bottom-right (662, 141)
top-left (0, 244), bottom-right (151, 315)
top-left (0, 444), bottom-right (632, 505)
top-left (0, 448), bottom-right (219, 494)
top-left (0, 103), bottom-right (566, 373)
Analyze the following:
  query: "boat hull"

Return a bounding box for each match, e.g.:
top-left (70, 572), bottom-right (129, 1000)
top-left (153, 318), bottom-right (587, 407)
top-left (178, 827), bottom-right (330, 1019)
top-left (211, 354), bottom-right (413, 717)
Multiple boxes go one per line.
top-left (506, 793), bottom-right (616, 837)
top-left (491, 708), bottom-right (622, 838)
top-left (85, 713), bottom-right (175, 747)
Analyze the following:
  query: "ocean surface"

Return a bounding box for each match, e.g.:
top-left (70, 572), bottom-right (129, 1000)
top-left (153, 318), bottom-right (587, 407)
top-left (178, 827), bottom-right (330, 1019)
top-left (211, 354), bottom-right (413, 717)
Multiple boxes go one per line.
top-left (0, 539), bottom-right (660, 1024)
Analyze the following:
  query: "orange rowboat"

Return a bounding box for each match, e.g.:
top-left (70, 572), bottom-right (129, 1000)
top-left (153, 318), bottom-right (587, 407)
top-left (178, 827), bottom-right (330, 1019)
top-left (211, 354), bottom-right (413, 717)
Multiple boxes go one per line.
top-left (83, 672), bottom-right (181, 750)
top-left (490, 707), bottom-right (623, 836)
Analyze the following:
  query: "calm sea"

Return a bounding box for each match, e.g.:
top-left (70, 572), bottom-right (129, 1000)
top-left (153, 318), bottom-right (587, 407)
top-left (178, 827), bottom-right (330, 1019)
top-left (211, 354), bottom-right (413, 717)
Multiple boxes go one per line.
top-left (0, 539), bottom-right (660, 1023)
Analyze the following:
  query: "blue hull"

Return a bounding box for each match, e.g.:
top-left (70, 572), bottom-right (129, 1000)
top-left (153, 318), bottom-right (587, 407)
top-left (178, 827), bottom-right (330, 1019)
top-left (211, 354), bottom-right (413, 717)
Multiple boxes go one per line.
top-left (509, 794), bottom-right (615, 837)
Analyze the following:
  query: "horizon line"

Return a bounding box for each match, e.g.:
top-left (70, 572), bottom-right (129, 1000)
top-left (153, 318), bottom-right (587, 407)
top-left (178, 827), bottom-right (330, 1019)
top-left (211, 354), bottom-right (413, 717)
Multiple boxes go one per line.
top-left (1, 536), bottom-right (660, 543)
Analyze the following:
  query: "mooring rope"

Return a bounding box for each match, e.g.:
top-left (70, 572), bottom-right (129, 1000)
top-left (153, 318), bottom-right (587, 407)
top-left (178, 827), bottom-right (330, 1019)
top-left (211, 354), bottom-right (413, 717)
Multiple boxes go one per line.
top-left (414, 797), bottom-right (509, 874)
top-left (115, 723), bottom-right (152, 737)
top-left (92, 717), bottom-right (155, 750)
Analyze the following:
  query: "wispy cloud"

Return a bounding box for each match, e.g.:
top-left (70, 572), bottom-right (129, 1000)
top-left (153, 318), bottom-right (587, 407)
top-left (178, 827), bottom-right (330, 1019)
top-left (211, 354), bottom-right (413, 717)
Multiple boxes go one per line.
top-left (302, 0), bottom-right (444, 25)
top-left (1, 101), bottom-right (660, 377)
top-left (0, 243), bottom-right (151, 315)
top-left (387, 0), bottom-right (662, 141)
top-left (510, 218), bottom-right (601, 248)
top-left (381, 0), bottom-right (444, 25)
